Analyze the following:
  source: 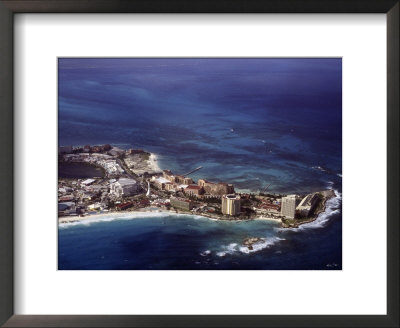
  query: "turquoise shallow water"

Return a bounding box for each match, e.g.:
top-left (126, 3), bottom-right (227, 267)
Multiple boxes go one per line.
top-left (58, 58), bottom-right (342, 270)
top-left (58, 58), bottom-right (342, 194)
top-left (59, 191), bottom-right (342, 270)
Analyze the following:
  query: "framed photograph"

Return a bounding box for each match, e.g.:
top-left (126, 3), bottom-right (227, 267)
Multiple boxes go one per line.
top-left (0, 1), bottom-right (398, 327)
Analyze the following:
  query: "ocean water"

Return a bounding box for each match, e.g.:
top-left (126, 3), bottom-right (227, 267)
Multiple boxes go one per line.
top-left (59, 189), bottom-right (341, 270)
top-left (58, 58), bottom-right (342, 270)
top-left (58, 58), bottom-right (342, 194)
top-left (59, 161), bottom-right (105, 179)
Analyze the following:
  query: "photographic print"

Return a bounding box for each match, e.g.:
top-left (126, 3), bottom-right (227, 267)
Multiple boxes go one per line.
top-left (58, 58), bottom-right (342, 270)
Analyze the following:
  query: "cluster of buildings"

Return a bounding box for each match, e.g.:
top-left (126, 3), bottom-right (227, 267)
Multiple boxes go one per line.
top-left (58, 144), bottom-right (324, 221)
top-left (115, 198), bottom-right (150, 211)
top-left (98, 158), bottom-right (124, 175)
top-left (58, 180), bottom-right (105, 217)
top-left (63, 153), bottom-right (124, 176)
top-left (59, 144), bottom-right (112, 155)
top-left (151, 170), bottom-right (235, 199)
top-left (148, 170), bottom-right (244, 217)
top-left (251, 191), bottom-right (323, 221)
top-left (170, 197), bottom-right (194, 211)
top-left (198, 179), bottom-right (235, 196)
top-left (58, 176), bottom-right (145, 217)
top-left (110, 178), bottom-right (140, 197)
top-left (254, 198), bottom-right (281, 218)
top-left (58, 144), bottom-right (156, 217)
top-left (280, 192), bottom-right (321, 220)
top-left (296, 193), bottom-right (320, 218)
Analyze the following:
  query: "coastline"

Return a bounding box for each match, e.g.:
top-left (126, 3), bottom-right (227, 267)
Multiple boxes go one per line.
top-left (59, 207), bottom-right (262, 224)
top-left (59, 190), bottom-right (339, 227)
top-left (280, 189), bottom-right (338, 229)
top-left (254, 216), bottom-right (281, 222)
top-left (58, 207), bottom-right (210, 224)
top-left (148, 153), bottom-right (162, 173)
top-left (59, 190), bottom-right (339, 225)
top-left (59, 207), bottom-right (173, 224)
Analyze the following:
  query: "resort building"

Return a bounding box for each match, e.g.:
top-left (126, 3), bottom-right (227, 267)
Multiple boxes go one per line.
top-left (87, 202), bottom-right (102, 211)
top-left (281, 195), bottom-right (296, 219)
top-left (163, 170), bottom-right (193, 185)
top-left (198, 179), bottom-right (235, 196)
top-left (255, 202), bottom-right (280, 217)
top-left (185, 185), bottom-right (204, 197)
top-left (116, 201), bottom-right (134, 211)
top-left (152, 177), bottom-right (171, 190)
top-left (170, 197), bottom-right (194, 211)
top-left (58, 202), bottom-right (76, 216)
top-left (296, 193), bottom-right (320, 218)
top-left (221, 194), bottom-right (241, 216)
top-left (163, 170), bottom-right (175, 182)
top-left (164, 182), bottom-right (176, 192)
top-left (175, 175), bottom-right (194, 185)
top-left (81, 178), bottom-right (96, 186)
top-left (110, 178), bottom-right (139, 197)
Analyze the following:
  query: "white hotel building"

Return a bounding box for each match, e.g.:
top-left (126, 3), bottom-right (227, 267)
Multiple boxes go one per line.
top-left (281, 195), bottom-right (296, 219)
top-left (110, 178), bottom-right (139, 197)
top-left (221, 194), bottom-right (241, 216)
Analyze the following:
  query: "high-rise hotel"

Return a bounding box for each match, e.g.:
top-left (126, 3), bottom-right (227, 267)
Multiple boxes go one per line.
top-left (221, 194), bottom-right (241, 216)
top-left (281, 195), bottom-right (296, 219)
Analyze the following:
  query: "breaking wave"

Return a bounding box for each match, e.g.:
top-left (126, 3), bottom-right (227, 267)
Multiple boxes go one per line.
top-left (59, 211), bottom-right (204, 228)
top-left (216, 243), bottom-right (238, 257)
top-left (200, 250), bottom-right (211, 256)
top-left (291, 189), bottom-right (341, 231)
top-left (216, 237), bottom-right (285, 256)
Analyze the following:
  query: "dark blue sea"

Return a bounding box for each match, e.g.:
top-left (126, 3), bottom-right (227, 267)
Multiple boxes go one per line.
top-left (58, 58), bottom-right (342, 270)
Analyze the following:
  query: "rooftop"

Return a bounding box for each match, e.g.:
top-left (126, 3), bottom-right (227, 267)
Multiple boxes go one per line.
top-left (81, 178), bottom-right (95, 185)
top-left (155, 177), bottom-right (170, 184)
top-left (117, 178), bottom-right (137, 186)
top-left (225, 194), bottom-right (240, 200)
top-left (186, 185), bottom-right (202, 190)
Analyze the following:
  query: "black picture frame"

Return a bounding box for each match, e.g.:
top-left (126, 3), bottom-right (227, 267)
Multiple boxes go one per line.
top-left (0, 1), bottom-right (398, 327)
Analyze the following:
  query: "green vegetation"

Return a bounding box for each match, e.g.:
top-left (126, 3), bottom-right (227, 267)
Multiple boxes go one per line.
top-left (140, 152), bottom-right (150, 161)
top-left (205, 197), bottom-right (222, 204)
top-left (240, 198), bottom-right (253, 207)
top-left (241, 207), bottom-right (256, 219)
top-left (258, 193), bottom-right (281, 199)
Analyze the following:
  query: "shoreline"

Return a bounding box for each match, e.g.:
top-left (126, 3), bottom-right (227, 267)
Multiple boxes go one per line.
top-left (148, 153), bottom-right (162, 173)
top-left (59, 190), bottom-right (339, 226)
top-left (59, 207), bottom-right (175, 224)
top-left (280, 189), bottom-right (338, 229)
top-left (59, 207), bottom-right (277, 224)
top-left (59, 208), bottom-right (283, 225)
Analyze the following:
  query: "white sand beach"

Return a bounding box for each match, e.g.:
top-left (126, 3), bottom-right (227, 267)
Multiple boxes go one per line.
top-left (58, 207), bottom-right (177, 224)
top-left (148, 153), bottom-right (162, 173)
top-left (254, 216), bottom-right (282, 222)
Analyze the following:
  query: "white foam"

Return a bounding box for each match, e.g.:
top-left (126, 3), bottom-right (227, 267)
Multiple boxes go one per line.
top-left (288, 189), bottom-right (342, 231)
top-left (216, 238), bottom-right (284, 256)
top-left (58, 211), bottom-right (204, 228)
top-left (148, 153), bottom-right (162, 173)
top-left (311, 165), bottom-right (326, 172)
top-left (216, 243), bottom-right (238, 257)
top-left (239, 237), bottom-right (285, 254)
top-left (200, 250), bottom-right (211, 256)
